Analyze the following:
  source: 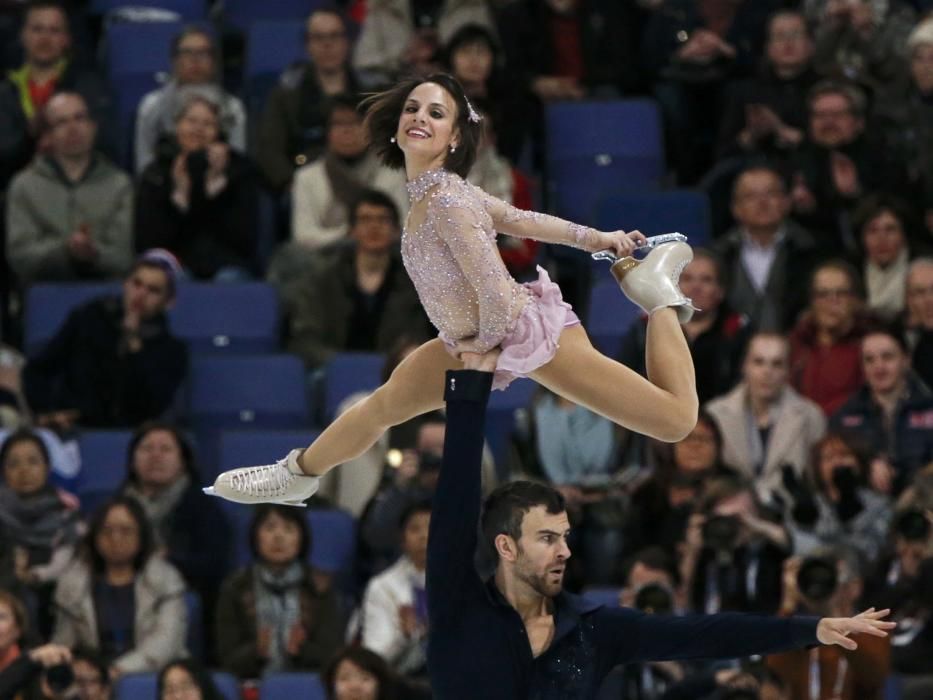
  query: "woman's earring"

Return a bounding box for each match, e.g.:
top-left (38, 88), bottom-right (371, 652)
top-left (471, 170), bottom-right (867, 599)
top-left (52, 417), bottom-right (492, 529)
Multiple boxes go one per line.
top-left (450, 144), bottom-right (457, 153)
top-left (390, 136), bottom-right (396, 143)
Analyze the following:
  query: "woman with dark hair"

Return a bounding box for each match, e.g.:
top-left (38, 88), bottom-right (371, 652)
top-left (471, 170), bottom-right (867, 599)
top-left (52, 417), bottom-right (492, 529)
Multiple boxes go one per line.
top-left (136, 92), bottom-right (258, 280)
top-left (324, 646), bottom-right (393, 700)
top-left (157, 658), bottom-right (223, 700)
top-left (214, 505), bottom-right (341, 679)
top-left (0, 429), bottom-right (82, 636)
top-left (207, 73), bottom-right (700, 508)
top-left (120, 422), bottom-right (230, 649)
top-left (782, 431), bottom-right (892, 574)
top-left (51, 497), bottom-right (188, 676)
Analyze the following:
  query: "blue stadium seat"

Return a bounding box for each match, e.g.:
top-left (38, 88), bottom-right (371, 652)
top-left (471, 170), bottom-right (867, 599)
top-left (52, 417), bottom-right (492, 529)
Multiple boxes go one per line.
top-left (106, 20), bottom-right (182, 77)
top-left (307, 508), bottom-right (356, 573)
top-left (187, 354), bottom-right (310, 430)
top-left (594, 190), bottom-right (712, 250)
top-left (76, 430), bottom-right (134, 496)
top-left (322, 353), bottom-right (385, 421)
top-left (114, 671), bottom-right (240, 700)
top-left (244, 20), bottom-right (307, 114)
top-left (171, 282), bottom-right (281, 353)
top-left (224, 0), bottom-right (324, 31)
top-left (217, 429), bottom-right (322, 474)
top-left (211, 672), bottom-right (240, 700)
top-left (585, 281), bottom-right (644, 358)
top-left (485, 378), bottom-right (537, 470)
top-left (91, 0), bottom-right (207, 19)
top-left (546, 100), bottom-right (664, 223)
top-left (260, 672), bottom-right (326, 700)
top-left (24, 283), bottom-right (121, 356)
top-left (581, 587), bottom-right (622, 609)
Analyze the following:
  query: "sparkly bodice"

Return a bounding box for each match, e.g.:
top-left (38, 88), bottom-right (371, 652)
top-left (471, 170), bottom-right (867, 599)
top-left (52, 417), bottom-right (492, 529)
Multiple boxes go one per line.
top-left (402, 169), bottom-right (597, 351)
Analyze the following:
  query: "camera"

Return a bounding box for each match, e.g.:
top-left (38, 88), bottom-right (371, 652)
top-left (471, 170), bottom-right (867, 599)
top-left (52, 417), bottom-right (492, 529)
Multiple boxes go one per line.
top-left (703, 514), bottom-right (740, 552)
top-left (43, 663), bottom-right (75, 693)
top-left (634, 583), bottom-right (674, 614)
top-left (185, 149), bottom-right (209, 179)
top-left (797, 556), bottom-right (838, 602)
top-left (894, 509), bottom-right (930, 542)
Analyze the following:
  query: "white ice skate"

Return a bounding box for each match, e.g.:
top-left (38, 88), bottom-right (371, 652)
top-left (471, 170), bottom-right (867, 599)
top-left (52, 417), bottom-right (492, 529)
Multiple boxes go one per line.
top-left (202, 449), bottom-right (319, 507)
top-left (594, 236), bottom-right (698, 323)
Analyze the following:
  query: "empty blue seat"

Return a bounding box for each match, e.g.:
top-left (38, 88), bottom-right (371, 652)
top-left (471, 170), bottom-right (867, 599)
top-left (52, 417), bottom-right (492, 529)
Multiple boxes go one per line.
top-left (581, 587), bottom-right (622, 609)
top-left (224, 0), bottom-right (323, 31)
top-left (91, 0), bottom-right (207, 19)
top-left (187, 354), bottom-right (310, 430)
top-left (24, 283), bottom-right (121, 356)
top-left (115, 671), bottom-right (240, 700)
top-left (171, 282), bottom-right (281, 353)
top-left (322, 353), bottom-right (385, 421)
top-left (76, 430), bottom-right (134, 496)
top-left (244, 20), bottom-right (307, 113)
top-left (260, 672), bottom-right (326, 700)
top-left (585, 281), bottom-right (644, 358)
top-left (485, 378), bottom-right (538, 470)
top-left (106, 20), bottom-right (182, 77)
top-left (595, 190), bottom-right (712, 249)
top-left (217, 429), bottom-right (322, 474)
top-left (546, 100), bottom-right (664, 223)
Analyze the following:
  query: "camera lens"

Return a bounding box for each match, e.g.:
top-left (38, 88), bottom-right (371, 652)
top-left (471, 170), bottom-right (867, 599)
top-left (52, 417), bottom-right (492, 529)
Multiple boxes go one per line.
top-left (44, 664), bottom-right (75, 692)
top-left (703, 515), bottom-right (740, 552)
top-left (797, 557), bottom-right (838, 602)
top-left (895, 509), bottom-right (930, 541)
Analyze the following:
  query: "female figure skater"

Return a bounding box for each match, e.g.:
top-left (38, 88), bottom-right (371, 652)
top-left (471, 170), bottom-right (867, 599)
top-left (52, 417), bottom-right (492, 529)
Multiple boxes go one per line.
top-left (205, 74), bottom-right (699, 505)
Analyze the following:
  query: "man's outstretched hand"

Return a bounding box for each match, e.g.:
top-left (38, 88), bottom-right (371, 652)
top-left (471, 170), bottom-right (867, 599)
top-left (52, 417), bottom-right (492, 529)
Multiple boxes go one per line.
top-left (816, 608), bottom-right (896, 650)
top-left (461, 348), bottom-right (501, 373)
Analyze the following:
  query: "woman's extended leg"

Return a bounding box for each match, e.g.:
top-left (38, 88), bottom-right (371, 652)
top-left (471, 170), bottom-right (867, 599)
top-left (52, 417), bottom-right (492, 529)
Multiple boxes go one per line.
top-left (298, 339), bottom-right (461, 475)
top-left (530, 310), bottom-right (697, 442)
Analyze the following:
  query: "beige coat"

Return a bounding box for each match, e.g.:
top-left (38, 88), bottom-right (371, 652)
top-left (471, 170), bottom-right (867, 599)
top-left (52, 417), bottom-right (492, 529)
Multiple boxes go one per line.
top-left (52, 556), bottom-right (188, 673)
top-left (706, 384), bottom-right (826, 503)
top-left (352, 0), bottom-right (494, 85)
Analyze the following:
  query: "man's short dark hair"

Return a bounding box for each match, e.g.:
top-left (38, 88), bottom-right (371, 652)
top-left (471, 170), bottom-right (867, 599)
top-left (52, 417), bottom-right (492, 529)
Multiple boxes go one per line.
top-left (808, 79), bottom-right (866, 118)
top-left (349, 189), bottom-right (401, 230)
top-left (170, 24), bottom-right (216, 59)
top-left (24, 1), bottom-right (69, 24)
top-left (481, 480), bottom-right (565, 561)
top-left (862, 321), bottom-right (910, 355)
top-left (398, 498), bottom-right (432, 531)
top-left (731, 162), bottom-right (788, 202)
top-left (325, 92), bottom-right (362, 127)
top-left (622, 546), bottom-right (680, 587)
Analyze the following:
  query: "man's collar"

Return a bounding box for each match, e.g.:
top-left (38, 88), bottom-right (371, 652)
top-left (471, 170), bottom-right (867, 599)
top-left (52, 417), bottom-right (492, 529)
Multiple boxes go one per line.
top-left (740, 224), bottom-right (786, 250)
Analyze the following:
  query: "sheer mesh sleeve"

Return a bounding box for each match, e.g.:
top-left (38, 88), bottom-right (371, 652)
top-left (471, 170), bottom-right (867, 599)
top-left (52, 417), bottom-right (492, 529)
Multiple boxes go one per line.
top-left (478, 186), bottom-right (600, 251)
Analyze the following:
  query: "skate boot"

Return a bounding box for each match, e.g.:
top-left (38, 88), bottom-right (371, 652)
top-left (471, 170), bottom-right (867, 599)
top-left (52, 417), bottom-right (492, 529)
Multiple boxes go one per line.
top-left (609, 241), bottom-right (697, 323)
top-left (203, 449), bottom-right (319, 506)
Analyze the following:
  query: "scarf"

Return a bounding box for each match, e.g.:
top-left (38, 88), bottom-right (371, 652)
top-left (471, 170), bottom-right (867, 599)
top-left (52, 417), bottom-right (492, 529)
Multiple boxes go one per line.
top-left (322, 150), bottom-right (380, 211)
top-left (122, 475), bottom-right (190, 547)
top-left (252, 562), bottom-right (305, 672)
top-left (0, 484), bottom-right (80, 554)
top-left (865, 248), bottom-right (908, 321)
top-left (7, 59), bottom-right (67, 120)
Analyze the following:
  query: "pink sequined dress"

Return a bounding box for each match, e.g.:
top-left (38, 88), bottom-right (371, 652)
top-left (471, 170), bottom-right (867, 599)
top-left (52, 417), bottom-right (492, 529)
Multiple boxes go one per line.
top-left (403, 168), bottom-right (596, 390)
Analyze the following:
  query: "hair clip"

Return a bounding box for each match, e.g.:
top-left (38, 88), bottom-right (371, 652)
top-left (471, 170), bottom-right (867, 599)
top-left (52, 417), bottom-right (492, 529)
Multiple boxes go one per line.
top-left (465, 98), bottom-right (483, 124)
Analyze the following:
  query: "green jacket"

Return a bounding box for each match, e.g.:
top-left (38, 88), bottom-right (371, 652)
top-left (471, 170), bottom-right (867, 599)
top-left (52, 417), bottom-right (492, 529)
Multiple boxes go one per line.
top-left (6, 154), bottom-right (133, 286)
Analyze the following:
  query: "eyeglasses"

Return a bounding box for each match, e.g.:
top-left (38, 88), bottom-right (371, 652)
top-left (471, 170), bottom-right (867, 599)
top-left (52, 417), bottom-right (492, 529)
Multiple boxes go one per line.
top-left (812, 287), bottom-right (854, 300)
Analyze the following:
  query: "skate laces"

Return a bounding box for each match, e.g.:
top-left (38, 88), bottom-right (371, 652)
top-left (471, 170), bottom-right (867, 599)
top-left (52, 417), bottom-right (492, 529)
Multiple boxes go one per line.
top-left (229, 460), bottom-right (294, 497)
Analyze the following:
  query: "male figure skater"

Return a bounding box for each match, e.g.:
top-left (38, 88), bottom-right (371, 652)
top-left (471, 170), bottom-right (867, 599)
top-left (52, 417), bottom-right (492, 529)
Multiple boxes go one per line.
top-left (427, 349), bottom-right (894, 699)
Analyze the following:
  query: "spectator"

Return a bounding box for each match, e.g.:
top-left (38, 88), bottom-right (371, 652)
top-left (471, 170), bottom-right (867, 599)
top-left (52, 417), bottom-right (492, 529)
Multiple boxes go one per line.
top-left (873, 17), bottom-right (933, 238)
top-left (830, 325), bottom-right (933, 493)
top-left (290, 97), bottom-right (407, 251)
top-left (215, 505), bottom-right (342, 679)
top-left (135, 26), bottom-right (245, 174)
top-left (0, 428), bottom-right (82, 636)
top-left (625, 411), bottom-right (728, 558)
top-left (52, 497), bottom-right (188, 676)
top-left (119, 422), bottom-right (230, 645)
top-left (352, 0), bottom-right (493, 88)
top-left (782, 432), bottom-right (892, 572)
top-left (6, 91), bottom-right (133, 289)
top-left (768, 551), bottom-right (890, 699)
top-left (855, 195), bottom-right (917, 321)
top-left (0, 426), bottom-right (79, 497)
top-left (323, 645), bottom-right (430, 700)
top-left (256, 9), bottom-right (361, 194)
top-left (862, 506), bottom-right (933, 613)
top-left (907, 258), bottom-right (933, 388)
top-left (360, 500), bottom-right (431, 677)
top-left (790, 80), bottom-right (903, 252)
top-left (706, 333), bottom-right (826, 505)
top-left (71, 649), bottom-right (111, 700)
top-left (716, 9), bottom-right (819, 161)
top-left (286, 190), bottom-right (427, 369)
top-left (157, 658), bottom-right (223, 700)
top-left (0, 0), bottom-right (112, 192)
top-left (620, 249), bottom-right (750, 404)
top-left (681, 475), bottom-right (790, 614)
top-left (712, 164), bottom-right (818, 332)
top-left (136, 93), bottom-right (258, 280)
top-left (641, 0), bottom-right (781, 182)
top-left (22, 250), bottom-right (188, 430)
top-left (789, 260), bottom-right (871, 415)
top-left (0, 642), bottom-right (74, 700)
top-left (0, 589), bottom-right (28, 673)
top-left (808, 0), bottom-right (916, 95)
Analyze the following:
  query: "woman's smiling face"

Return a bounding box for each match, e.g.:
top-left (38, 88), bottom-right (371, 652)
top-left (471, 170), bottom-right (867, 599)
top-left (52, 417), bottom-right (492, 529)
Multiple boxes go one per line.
top-left (396, 81), bottom-right (459, 168)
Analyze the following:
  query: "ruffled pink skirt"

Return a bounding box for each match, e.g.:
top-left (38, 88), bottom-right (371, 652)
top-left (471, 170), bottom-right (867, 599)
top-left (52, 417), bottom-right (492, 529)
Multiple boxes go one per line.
top-left (443, 266), bottom-right (580, 390)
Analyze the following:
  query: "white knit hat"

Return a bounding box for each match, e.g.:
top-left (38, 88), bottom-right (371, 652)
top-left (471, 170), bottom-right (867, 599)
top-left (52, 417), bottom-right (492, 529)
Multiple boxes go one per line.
top-left (907, 17), bottom-right (933, 53)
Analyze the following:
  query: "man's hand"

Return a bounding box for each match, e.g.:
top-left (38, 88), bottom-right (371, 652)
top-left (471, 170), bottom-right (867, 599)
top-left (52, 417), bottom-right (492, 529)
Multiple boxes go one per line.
top-left (67, 228), bottom-right (97, 261)
top-left (830, 151), bottom-right (861, 197)
top-left (461, 348), bottom-right (501, 373)
top-left (28, 644), bottom-right (72, 667)
top-left (531, 76), bottom-right (585, 101)
top-left (816, 608), bottom-right (895, 650)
